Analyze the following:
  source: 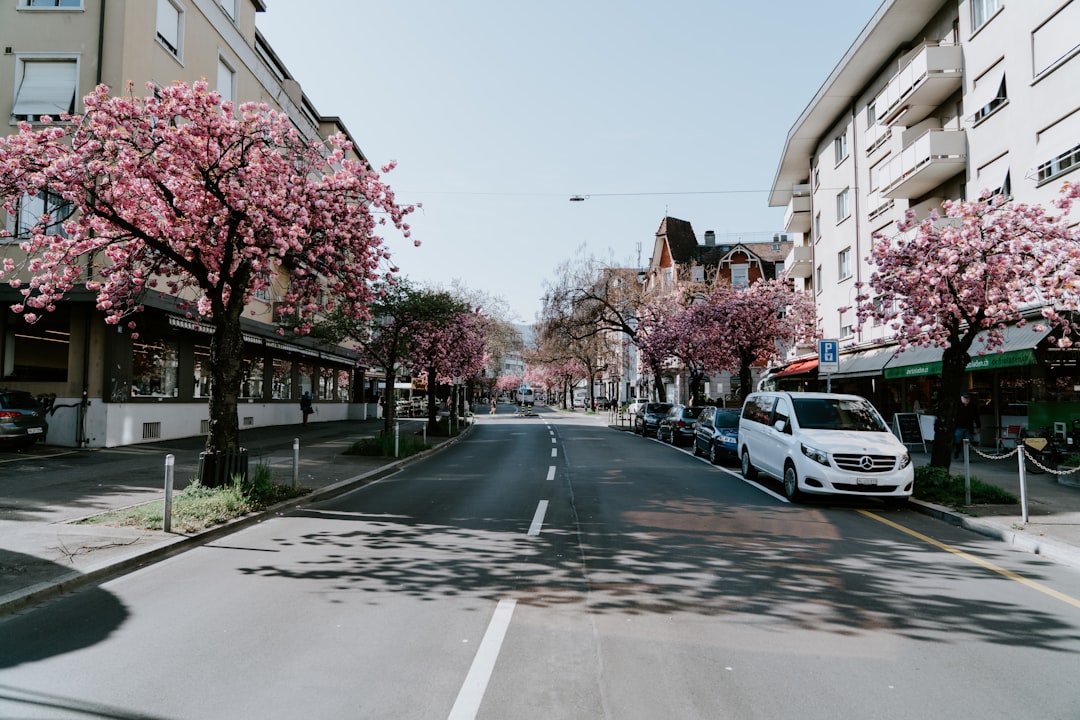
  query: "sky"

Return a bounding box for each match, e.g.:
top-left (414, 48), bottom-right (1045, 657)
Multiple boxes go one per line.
top-left (257, 1), bottom-right (878, 323)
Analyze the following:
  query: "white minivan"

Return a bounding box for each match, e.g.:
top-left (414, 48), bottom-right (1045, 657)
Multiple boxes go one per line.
top-left (737, 391), bottom-right (913, 503)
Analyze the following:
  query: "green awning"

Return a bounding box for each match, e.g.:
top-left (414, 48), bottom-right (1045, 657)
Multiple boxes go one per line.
top-left (884, 348), bottom-right (1037, 379)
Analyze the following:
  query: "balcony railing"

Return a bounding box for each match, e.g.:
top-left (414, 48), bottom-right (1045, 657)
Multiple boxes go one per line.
top-left (784, 244), bottom-right (813, 279)
top-left (879, 129), bottom-right (966, 199)
top-left (783, 184), bottom-right (812, 233)
top-left (875, 44), bottom-right (963, 127)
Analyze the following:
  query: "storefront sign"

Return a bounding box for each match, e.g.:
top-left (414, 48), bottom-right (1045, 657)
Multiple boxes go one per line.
top-left (884, 348), bottom-right (1037, 379)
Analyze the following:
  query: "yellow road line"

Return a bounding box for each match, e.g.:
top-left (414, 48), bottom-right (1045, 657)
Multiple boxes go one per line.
top-left (0, 449), bottom-right (79, 464)
top-left (858, 509), bottom-right (1080, 610)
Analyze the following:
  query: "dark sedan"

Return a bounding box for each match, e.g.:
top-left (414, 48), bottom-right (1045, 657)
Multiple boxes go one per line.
top-left (657, 404), bottom-right (705, 446)
top-left (635, 402), bottom-right (672, 438)
top-left (0, 389), bottom-right (48, 448)
top-left (693, 406), bottom-right (740, 464)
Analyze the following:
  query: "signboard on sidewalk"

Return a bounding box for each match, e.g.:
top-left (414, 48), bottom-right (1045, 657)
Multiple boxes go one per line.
top-left (818, 339), bottom-right (839, 375)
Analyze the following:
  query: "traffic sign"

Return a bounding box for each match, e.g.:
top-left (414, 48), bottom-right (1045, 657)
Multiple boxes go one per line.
top-left (818, 339), bottom-right (839, 374)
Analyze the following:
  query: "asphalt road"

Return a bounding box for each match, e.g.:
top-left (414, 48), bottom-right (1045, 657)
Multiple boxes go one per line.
top-left (2, 407), bottom-right (1080, 719)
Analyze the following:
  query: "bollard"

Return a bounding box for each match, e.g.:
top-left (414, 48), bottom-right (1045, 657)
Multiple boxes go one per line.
top-left (163, 454), bottom-right (175, 533)
top-left (1018, 444), bottom-right (1030, 524)
top-left (423, 425), bottom-right (427, 445)
top-left (394, 422), bottom-right (400, 458)
top-left (963, 439), bottom-right (971, 506)
top-left (292, 438), bottom-right (300, 489)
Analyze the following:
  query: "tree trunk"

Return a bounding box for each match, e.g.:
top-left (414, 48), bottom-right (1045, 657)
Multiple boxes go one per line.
top-left (931, 343), bottom-right (972, 468)
top-left (427, 366), bottom-right (439, 433)
top-left (206, 304), bottom-right (244, 454)
top-left (738, 353), bottom-right (754, 404)
top-left (652, 364), bottom-right (668, 403)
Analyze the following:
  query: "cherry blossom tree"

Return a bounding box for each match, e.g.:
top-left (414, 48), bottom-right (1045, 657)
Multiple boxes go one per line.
top-left (0, 81), bottom-right (415, 459)
top-left (708, 279), bottom-right (818, 403)
top-left (636, 280), bottom-right (815, 405)
top-left (856, 182), bottom-right (1080, 467)
top-left (409, 308), bottom-right (488, 431)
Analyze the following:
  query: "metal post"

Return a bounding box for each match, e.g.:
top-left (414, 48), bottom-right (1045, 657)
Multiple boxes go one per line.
top-left (394, 421), bottom-right (400, 458)
top-left (292, 438), bottom-right (300, 489)
top-left (1018, 443), bottom-right (1030, 524)
top-left (963, 438), bottom-right (971, 506)
top-left (163, 454), bottom-right (175, 533)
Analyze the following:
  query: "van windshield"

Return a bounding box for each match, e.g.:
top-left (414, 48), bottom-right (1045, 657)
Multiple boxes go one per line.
top-left (791, 398), bottom-right (887, 432)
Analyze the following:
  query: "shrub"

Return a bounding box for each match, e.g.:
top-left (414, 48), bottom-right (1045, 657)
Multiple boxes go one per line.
top-left (913, 465), bottom-right (1017, 506)
top-left (346, 433), bottom-right (431, 457)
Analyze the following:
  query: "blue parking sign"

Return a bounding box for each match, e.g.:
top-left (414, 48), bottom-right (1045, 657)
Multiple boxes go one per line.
top-left (818, 339), bottom-right (839, 374)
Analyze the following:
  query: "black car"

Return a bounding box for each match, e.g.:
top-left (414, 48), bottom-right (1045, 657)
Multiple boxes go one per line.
top-left (0, 390), bottom-right (48, 448)
top-left (693, 406), bottom-right (740, 464)
top-left (657, 404), bottom-right (705, 446)
top-left (635, 402), bottom-right (672, 438)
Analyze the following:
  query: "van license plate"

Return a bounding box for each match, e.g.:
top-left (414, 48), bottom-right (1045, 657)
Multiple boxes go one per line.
top-left (857, 477), bottom-right (876, 486)
top-left (27, 427), bottom-right (43, 434)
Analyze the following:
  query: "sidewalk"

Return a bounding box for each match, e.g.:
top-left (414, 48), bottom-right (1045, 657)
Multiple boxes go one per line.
top-left (2, 410), bottom-right (1079, 618)
top-left (0, 415), bottom-right (469, 617)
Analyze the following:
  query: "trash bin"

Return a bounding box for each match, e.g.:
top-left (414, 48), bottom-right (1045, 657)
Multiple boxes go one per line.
top-left (198, 448), bottom-right (249, 488)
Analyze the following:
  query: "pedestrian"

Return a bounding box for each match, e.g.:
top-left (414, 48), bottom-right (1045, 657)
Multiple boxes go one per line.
top-left (954, 392), bottom-right (980, 458)
top-left (300, 390), bottom-right (313, 425)
top-left (490, 396), bottom-right (497, 415)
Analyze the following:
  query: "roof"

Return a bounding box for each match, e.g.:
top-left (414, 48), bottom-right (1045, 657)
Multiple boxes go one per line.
top-left (655, 217), bottom-right (698, 263)
top-left (768, 0), bottom-right (951, 207)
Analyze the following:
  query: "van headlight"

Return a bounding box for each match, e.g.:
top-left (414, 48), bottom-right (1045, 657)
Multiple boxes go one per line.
top-left (898, 451), bottom-right (911, 469)
top-left (801, 443), bottom-right (830, 467)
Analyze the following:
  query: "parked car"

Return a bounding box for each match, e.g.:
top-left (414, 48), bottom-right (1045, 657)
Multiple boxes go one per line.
top-left (0, 389), bottom-right (48, 448)
top-left (693, 406), bottom-right (740, 464)
top-left (657, 404), bottom-right (705, 446)
top-left (737, 391), bottom-right (913, 503)
top-left (635, 402), bottom-right (672, 438)
top-left (624, 399), bottom-right (647, 418)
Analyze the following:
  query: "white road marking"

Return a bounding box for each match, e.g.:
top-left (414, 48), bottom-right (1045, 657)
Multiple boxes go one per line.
top-left (528, 500), bottom-right (549, 536)
top-left (551, 438), bottom-right (557, 444)
top-left (447, 599), bottom-right (517, 720)
top-left (551, 448), bottom-right (557, 458)
top-left (546, 465), bottom-right (556, 481)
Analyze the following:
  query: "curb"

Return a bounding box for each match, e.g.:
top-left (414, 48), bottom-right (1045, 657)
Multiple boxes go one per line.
top-left (908, 498), bottom-right (1080, 570)
top-left (0, 423), bottom-right (474, 617)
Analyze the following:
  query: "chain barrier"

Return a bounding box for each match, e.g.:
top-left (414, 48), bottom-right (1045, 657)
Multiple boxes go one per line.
top-left (1017, 445), bottom-right (1080, 476)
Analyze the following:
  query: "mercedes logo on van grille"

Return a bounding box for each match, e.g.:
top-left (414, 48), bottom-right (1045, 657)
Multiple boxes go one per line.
top-left (859, 455), bottom-right (875, 470)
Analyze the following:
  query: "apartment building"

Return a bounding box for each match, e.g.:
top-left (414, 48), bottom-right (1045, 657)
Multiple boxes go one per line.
top-left (769, 0), bottom-right (1080, 429)
top-left (1, 0), bottom-right (381, 447)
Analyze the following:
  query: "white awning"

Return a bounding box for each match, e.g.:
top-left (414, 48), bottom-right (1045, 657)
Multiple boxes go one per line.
top-left (12, 60), bottom-right (77, 118)
top-left (831, 346), bottom-right (896, 379)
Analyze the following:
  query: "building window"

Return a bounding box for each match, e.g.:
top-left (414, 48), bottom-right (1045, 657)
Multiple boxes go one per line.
top-left (815, 265), bottom-right (823, 295)
top-left (731, 264), bottom-right (750, 289)
top-left (131, 336), bottom-right (180, 398)
top-left (11, 56), bottom-right (78, 122)
top-left (156, 0), bottom-right (185, 59)
top-left (218, 0), bottom-right (236, 20)
top-left (217, 55), bottom-right (236, 104)
top-left (972, 0), bottom-right (1003, 31)
top-left (8, 188), bottom-right (73, 242)
top-left (972, 76), bottom-right (1007, 124)
top-left (836, 188), bottom-right (850, 222)
top-left (813, 166), bottom-right (820, 190)
top-left (1033, 0), bottom-right (1080, 77)
top-left (840, 323), bottom-right (855, 339)
top-left (271, 358), bottom-right (293, 399)
top-left (337, 369), bottom-right (351, 401)
top-left (814, 212), bottom-right (822, 240)
top-left (838, 247), bottom-right (852, 281)
top-left (20, 0), bottom-right (83, 8)
top-left (239, 352), bottom-right (264, 399)
top-left (2, 308), bottom-right (70, 382)
top-left (1036, 143), bottom-right (1080, 185)
top-left (834, 133), bottom-right (848, 164)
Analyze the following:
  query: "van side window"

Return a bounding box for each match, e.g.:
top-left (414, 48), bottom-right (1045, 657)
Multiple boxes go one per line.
top-left (742, 395), bottom-right (775, 425)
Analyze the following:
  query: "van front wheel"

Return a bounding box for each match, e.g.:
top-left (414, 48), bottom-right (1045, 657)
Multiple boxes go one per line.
top-left (740, 449), bottom-right (758, 480)
top-left (783, 464), bottom-right (802, 502)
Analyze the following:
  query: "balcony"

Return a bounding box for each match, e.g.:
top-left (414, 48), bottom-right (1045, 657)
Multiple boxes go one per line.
top-left (876, 44), bottom-right (963, 127)
top-left (783, 184), bottom-right (812, 233)
top-left (879, 129), bottom-right (966, 200)
top-left (784, 244), bottom-right (813, 279)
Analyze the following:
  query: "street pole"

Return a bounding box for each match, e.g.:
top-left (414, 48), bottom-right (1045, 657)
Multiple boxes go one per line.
top-left (163, 454), bottom-right (174, 533)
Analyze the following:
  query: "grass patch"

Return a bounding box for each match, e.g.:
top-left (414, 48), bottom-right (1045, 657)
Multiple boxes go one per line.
top-left (345, 432), bottom-right (432, 457)
top-left (77, 463), bottom-right (309, 534)
top-left (913, 465), bottom-right (1018, 507)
